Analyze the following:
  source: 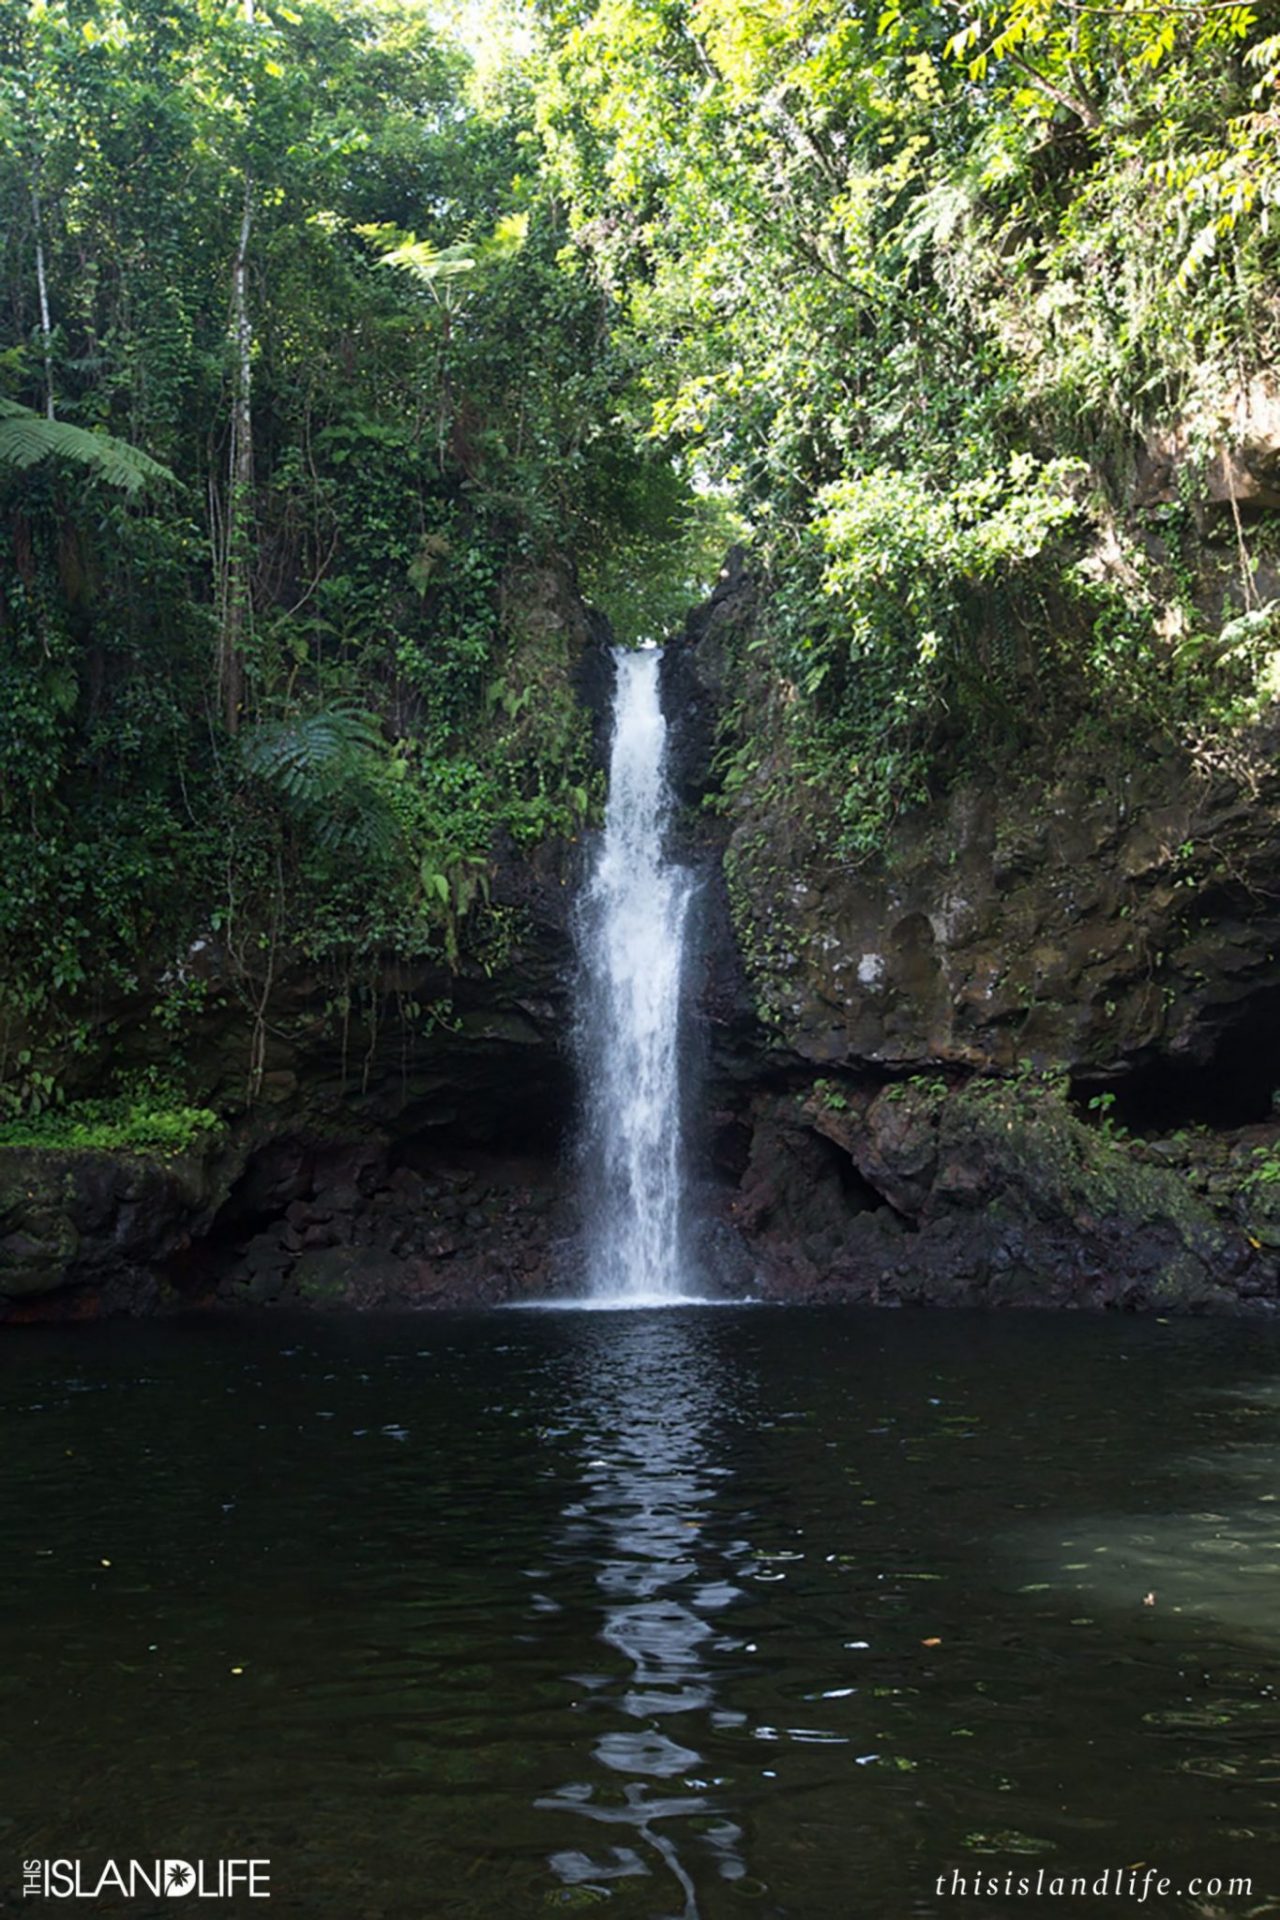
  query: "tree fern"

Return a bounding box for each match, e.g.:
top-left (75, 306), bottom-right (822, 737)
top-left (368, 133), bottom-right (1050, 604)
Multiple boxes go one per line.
top-left (0, 398), bottom-right (173, 494)
top-left (240, 701), bottom-right (395, 851)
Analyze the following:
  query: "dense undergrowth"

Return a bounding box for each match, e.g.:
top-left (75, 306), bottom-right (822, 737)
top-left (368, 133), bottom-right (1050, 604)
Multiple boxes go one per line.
top-left (0, 1091), bottom-right (222, 1156)
top-left (4, 0), bottom-right (1280, 1122)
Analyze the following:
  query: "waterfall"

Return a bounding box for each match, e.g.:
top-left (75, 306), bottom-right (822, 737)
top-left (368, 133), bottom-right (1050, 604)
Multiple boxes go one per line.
top-left (575, 647), bottom-right (696, 1303)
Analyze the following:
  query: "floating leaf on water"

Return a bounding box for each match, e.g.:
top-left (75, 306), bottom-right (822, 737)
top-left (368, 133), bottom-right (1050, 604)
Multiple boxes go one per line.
top-left (1142, 1708), bottom-right (1234, 1728)
top-left (963, 1831), bottom-right (1056, 1857)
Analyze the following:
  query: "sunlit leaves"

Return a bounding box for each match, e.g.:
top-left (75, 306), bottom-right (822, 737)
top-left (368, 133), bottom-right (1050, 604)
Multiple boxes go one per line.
top-left (364, 211), bottom-right (529, 312)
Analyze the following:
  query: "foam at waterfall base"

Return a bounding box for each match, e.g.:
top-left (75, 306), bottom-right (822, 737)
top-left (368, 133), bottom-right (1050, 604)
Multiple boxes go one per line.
top-left (507, 1292), bottom-right (753, 1312)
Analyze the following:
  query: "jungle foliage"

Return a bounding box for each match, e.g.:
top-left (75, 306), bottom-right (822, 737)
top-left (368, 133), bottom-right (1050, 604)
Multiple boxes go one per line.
top-left (0, 0), bottom-right (725, 1111)
top-left (3, 0), bottom-right (1279, 1112)
top-left (532, 0), bottom-right (1280, 850)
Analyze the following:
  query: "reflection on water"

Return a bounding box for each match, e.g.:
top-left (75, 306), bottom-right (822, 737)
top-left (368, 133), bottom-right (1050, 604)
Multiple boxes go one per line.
top-left (539, 1314), bottom-right (748, 1915)
top-left (2, 1308), bottom-right (1280, 1918)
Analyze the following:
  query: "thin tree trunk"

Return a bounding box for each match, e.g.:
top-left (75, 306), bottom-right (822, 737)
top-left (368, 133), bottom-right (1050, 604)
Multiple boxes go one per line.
top-left (1005, 50), bottom-right (1101, 129)
top-left (219, 173), bottom-right (254, 735)
top-left (437, 305), bottom-right (452, 472)
top-left (31, 176), bottom-right (55, 420)
top-left (217, 0), bottom-right (259, 732)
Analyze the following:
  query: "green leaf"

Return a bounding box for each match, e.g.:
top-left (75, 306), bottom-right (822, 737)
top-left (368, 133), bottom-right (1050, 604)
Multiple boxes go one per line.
top-left (0, 400), bottom-right (173, 494)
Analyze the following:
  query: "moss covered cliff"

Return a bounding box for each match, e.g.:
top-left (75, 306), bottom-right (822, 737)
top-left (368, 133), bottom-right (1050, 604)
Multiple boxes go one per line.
top-left (661, 418), bottom-right (1280, 1312)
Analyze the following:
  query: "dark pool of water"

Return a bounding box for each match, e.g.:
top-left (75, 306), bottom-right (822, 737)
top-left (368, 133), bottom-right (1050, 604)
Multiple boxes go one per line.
top-left (2, 1307), bottom-right (1279, 1918)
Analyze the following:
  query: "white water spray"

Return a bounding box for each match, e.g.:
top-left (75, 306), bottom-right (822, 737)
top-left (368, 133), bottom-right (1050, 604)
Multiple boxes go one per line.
top-left (575, 648), bottom-right (697, 1303)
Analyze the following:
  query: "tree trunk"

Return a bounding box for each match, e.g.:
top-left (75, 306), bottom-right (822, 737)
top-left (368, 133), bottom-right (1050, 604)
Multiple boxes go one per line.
top-left (31, 176), bottom-right (55, 421)
top-left (219, 174), bottom-right (254, 736)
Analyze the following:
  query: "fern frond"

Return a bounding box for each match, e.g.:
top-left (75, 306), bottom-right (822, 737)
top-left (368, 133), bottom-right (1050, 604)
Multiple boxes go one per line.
top-left (0, 398), bottom-right (174, 494)
top-left (241, 702), bottom-right (398, 853)
top-left (241, 700), bottom-right (383, 802)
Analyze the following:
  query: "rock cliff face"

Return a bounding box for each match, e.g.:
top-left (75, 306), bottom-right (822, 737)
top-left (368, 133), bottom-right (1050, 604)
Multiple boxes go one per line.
top-left (662, 551), bottom-right (1280, 1313)
top-left (712, 727), bottom-right (1280, 1129)
top-left (727, 1081), bottom-right (1266, 1312)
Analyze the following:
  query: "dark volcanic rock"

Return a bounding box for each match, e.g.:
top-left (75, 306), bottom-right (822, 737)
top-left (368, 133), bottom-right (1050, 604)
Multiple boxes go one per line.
top-left (723, 1079), bottom-right (1266, 1312)
top-left (654, 548), bottom-right (1280, 1312)
top-left (663, 553), bottom-right (1280, 1103)
top-left (210, 1145), bottom-right (572, 1312)
top-left (716, 728), bottom-right (1280, 1093)
top-left (573, 608), bottom-right (618, 769)
top-left (661, 546), bottom-right (756, 806)
top-left (0, 1142), bottom-right (242, 1317)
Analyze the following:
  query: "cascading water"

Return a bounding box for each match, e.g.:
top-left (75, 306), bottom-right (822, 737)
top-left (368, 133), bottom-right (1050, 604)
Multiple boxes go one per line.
top-left (574, 647), bottom-right (697, 1303)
